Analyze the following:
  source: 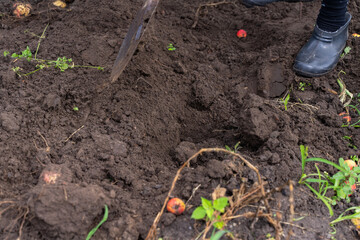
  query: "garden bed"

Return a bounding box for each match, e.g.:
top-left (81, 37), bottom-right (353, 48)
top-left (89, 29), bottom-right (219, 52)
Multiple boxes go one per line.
top-left (1, 0), bottom-right (360, 239)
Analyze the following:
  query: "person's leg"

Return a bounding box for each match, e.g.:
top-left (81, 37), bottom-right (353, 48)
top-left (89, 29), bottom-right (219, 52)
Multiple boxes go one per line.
top-left (293, 0), bottom-right (351, 77)
top-left (317, 0), bottom-right (348, 32)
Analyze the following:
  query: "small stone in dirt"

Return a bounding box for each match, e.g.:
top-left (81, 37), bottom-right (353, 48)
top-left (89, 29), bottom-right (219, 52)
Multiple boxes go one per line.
top-left (161, 213), bottom-right (176, 226)
top-left (109, 189), bottom-right (116, 198)
top-left (0, 112), bottom-right (21, 132)
top-left (206, 159), bottom-right (227, 179)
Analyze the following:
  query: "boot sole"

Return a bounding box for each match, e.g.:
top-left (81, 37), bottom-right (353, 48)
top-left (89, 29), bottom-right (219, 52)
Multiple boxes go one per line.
top-left (293, 66), bottom-right (333, 78)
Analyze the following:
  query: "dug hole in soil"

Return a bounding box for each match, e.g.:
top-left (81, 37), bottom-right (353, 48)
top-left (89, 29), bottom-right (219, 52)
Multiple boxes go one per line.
top-left (1, 0), bottom-right (360, 239)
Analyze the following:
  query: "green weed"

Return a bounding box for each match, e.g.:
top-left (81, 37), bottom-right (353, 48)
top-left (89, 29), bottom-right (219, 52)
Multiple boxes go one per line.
top-left (341, 93), bottom-right (360, 128)
top-left (337, 71), bottom-right (353, 107)
top-left (343, 136), bottom-right (358, 149)
top-left (298, 82), bottom-right (311, 91)
top-left (191, 197), bottom-right (231, 240)
top-left (3, 24), bottom-right (104, 77)
top-left (266, 233), bottom-right (275, 240)
top-left (280, 93), bottom-right (290, 111)
top-left (167, 43), bottom-right (176, 51)
top-left (341, 46), bottom-right (351, 58)
top-left (299, 145), bottom-right (360, 216)
top-left (86, 205), bottom-right (108, 240)
top-left (225, 141), bottom-right (241, 153)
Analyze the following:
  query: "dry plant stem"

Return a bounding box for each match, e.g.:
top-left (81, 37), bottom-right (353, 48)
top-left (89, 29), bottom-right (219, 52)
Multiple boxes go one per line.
top-left (275, 203), bottom-right (283, 240)
top-left (0, 205), bottom-right (15, 216)
top-left (0, 201), bottom-right (15, 205)
top-left (37, 131), bottom-right (50, 152)
top-left (63, 125), bottom-right (85, 142)
top-left (4, 207), bottom-right (27, 240)
top-left (286, 181), bottom-right (295, 240)
top-left (185, 184), bottom-right (201, 206)
top-left (145, 148), bottom-right (266, 240)
top-left (250, 203), bottom-right (262, 230)
top-left (17, 207), bottom-right (29, 240)
top-left (192, 1), bottom-right (235, 28)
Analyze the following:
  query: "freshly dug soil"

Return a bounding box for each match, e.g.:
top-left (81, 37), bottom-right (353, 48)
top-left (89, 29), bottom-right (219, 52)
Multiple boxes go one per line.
top-left (1, 0), bottom-right (360, 239)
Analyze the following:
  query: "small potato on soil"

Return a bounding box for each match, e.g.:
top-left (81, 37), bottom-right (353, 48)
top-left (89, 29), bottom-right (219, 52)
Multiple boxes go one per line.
top-left (13, 3), bottom-right (32, 18)
top-left (167, 198), bottom-right (185, 215)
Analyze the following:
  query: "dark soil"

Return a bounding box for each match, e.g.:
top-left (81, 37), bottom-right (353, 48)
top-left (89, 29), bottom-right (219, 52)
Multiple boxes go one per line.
top-left (1, 0), bottom-right (360, 239)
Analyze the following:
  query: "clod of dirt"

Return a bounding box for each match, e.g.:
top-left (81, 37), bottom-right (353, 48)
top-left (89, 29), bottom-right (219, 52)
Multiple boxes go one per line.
top-left (91, 131), bottom-right (128, 158)
top-left (25, 165), bottom-right (109, 237)
top-left (206, 159), bottom-right (227, 178)
top-left (258, 63), bottom-right (287, 98)
top-left (43, 93), bottom-right (61, 110)
top-left (104, 215), bottom-right (140, 239)
top-left (161, 213), bottom-right (176, 226)
top-left (173, 141), bottom-right (197, 164)
top-left (0, 112), bottom-right (21, 132)
top-left (239, 95), bottom-right (279, 147)
top-left (192, 77), bottom-right (218, 109)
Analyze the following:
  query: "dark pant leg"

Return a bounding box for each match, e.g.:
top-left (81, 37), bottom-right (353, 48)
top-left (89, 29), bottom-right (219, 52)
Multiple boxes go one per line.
top-left (316, 0), bottom-right (348, 31)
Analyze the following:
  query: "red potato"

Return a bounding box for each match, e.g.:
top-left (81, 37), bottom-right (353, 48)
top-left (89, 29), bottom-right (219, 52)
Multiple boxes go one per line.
top-left (237, 29), bottom-right (247, 38)
top-left (166, 198), bottom-right (185, 215)
top-left (344, 159), bottom-right (357, 170)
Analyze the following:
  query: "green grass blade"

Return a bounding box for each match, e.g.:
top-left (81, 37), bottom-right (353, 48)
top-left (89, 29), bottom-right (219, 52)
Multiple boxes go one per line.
top-left (86, 205), bottom-right (109, 240)
top-left (305, 158), bottom-right (345, 172)
top-left (300, 145), bottom-right (308, 175)
top-left (304, 178), bottom-right (328, 183)
top-left (304, 182), bottom-right (333, 216)
top-left (330, 211), bottom-right (360, 225)
top-left (210, 230), bottom-right (228, 240)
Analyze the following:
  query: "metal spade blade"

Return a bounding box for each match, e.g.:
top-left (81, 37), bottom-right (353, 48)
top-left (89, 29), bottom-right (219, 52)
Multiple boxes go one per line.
top-left (110, 0), bottom-right (160, 84)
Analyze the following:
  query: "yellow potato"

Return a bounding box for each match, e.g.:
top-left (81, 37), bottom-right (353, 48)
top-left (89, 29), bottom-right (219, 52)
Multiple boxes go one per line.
top-left (53, 0), bottom-right (67, 8)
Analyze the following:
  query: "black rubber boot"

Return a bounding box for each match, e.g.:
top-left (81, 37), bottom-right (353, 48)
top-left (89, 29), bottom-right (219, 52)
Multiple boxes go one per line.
top-left (242, 0), bottom-right (313, 8)
top-left (293, 12), bottom-right (351, 77)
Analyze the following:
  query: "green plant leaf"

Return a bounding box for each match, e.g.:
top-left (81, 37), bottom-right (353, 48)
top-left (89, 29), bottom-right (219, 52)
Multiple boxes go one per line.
top-left (201, 197), bottom-right (213, 210)
top-left (300, 145), bottom-right (308, 175)
top-left (210, 230), bottom-right (228, 240)
top-left (205, 208), bottom-right (214, 220)
top-left (191, 206), bottom-right (206, 220)
top-left (3, 51), bottom-right (9, 57)
top-left (213, 197), bottom-right (228, 212)
top-left (349, 177), bottom-right (355, 185)
top-left (305, 158), bottom-right (345, 172)
top-left (304, 178), bottom-right (328, 183)
top-left (11, 53), bottom-right (18, 58)
top-left (213, 221), bottom-right (225, 230)
top-left (344, 46), bottom-right (351, 55)
top-left (332, 172), bottom-right (345, 180)
top-left (21, 46), bottom-right (32, 61)
top-left (331, 206), bottom-right (360, 225)
top-left (86, 205), bottom-right (109, 240)
top-left (337, 188), bottom-right (346, 199)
